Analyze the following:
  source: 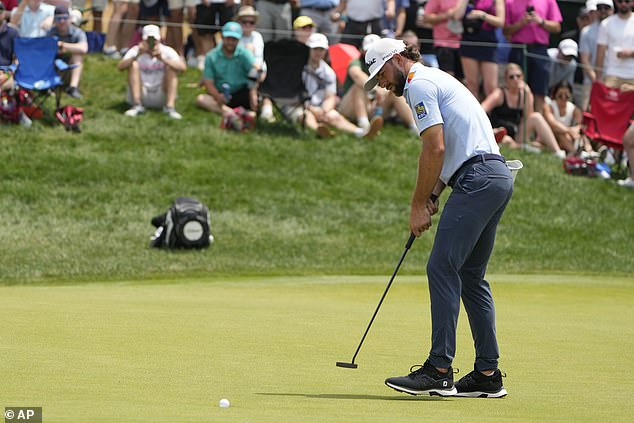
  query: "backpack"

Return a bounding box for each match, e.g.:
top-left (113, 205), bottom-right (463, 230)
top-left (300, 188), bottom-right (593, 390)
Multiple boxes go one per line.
top-left (150, 197), bottom-right (212, 249)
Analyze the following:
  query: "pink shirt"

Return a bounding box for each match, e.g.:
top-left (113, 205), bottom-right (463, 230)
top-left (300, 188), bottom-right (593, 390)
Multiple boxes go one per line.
top-left (505, 0), bottom-right (562, 46)
top-left (425, 0), bottom-right (461, 49)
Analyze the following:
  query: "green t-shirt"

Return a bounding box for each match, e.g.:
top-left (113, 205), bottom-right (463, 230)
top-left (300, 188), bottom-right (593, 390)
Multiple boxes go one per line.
top-left (203, 44), bottom-right (255, 93)
top-left (341, 58), bottom-right (369, 96)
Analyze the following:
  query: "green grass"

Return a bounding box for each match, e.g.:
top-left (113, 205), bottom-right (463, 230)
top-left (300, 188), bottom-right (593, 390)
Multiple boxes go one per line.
top-left (1, 54), bottom-right (633, 284)
top-left (1, 275), bottom-right (633, 422)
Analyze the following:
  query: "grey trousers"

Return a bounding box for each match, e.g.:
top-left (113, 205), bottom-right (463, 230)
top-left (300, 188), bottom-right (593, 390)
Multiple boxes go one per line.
top-left (426, 158), bottom-right (513, 371)
top-left (257, 1), bottom-right (292, 42)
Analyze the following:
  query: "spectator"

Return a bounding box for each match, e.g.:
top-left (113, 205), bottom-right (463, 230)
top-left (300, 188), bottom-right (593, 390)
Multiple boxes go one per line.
top-left (423, 0), bottom-right (463, 78)
top-left (164, 0), bottom-right (199, 57)
top-left (617, 124), bottom-right (634, 188)
top-left (236, 5), bottom-right (264, 73)
top-left (404, 1), bottom-right (438, 68)
top-left (103, 0), bottom-right (141, 59)
top-left (504, 0), bottom-right (562, 114)
top-left (334, 0), bottom-right (394, 49)
top-left (71, 0), bottom-right (106, 33)
top-left (117, 24), bottom-right (186, 119)
top-left (0, 1), bottom-right (18, 91)
top-left (595, 0), bottom-right (634, 92)
top-left (481, 63), bottom-right (565, 158)
top-left (196, 21), bottom-right (259, 125)
top-left (194, 0), bottom-right (236, 66)
top-left (454, 0), bottom-right (505, 100)
top-left (300, 33), bottom-right (383, 138)
top-left (10, 0), bottom-right (54, 37)
top-left (298, 0), bottom-right (339, 44)
top-left (47, 5), bottom-right (88, 99)
top-left (293, 15), bottom-right (316, 44)
top-left (256, 0), bottom-right (295, 42)
top-left (543, 80), bottom-right (585, 154)
top-left (547, 38), bottom-right (578, 91)
top-left (579, 0), bottom-right (613, 109)
top-left (384, 0), bottom-right (409, 38)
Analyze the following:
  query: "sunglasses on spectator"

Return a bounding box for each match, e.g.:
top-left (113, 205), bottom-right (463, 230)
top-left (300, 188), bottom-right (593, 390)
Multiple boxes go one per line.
top-left (298, 25), bottom-right (314, 30)
top-left (508, 74), bottom-right (523, 80)
top-left (55, 15), bottom-right (69, 20)
top-left (241, 20), bottom-right (256, 25)
top-left (597, 4), bottom-right (612, 9)
top-left (556, 92), bottom-right (571, 100)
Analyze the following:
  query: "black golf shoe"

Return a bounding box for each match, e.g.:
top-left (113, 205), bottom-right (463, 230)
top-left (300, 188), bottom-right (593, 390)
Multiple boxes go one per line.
top-left (454, 368), bottom-right (507, 398)
top-left (385, 360), bottom-right (457, 396)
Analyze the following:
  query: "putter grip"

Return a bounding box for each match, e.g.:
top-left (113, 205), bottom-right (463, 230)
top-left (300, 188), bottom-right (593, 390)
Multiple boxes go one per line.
top-left (406, 232), bottom-right (416, 249)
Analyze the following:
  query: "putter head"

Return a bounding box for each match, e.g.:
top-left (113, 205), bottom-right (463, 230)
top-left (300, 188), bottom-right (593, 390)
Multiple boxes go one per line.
top-left (336, 361), bottom-right (358, 369)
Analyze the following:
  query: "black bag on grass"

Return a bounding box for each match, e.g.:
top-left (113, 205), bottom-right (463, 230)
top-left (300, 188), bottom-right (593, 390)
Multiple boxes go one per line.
top-left (150, 197), bottom-right (212, 249)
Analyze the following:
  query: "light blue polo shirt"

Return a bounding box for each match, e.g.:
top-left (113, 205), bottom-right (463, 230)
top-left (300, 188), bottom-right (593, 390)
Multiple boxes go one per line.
top-left (404, 62), bottom-right (500, 184)
top-left (12, 3), bottom-right (55, 38)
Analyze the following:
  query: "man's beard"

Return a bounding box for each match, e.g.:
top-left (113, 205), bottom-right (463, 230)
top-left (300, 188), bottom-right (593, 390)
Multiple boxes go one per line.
top-left (392, 68), bottom-right (406, 96)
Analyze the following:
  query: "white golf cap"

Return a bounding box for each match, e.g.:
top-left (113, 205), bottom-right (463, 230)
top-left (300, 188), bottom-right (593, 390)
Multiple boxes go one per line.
top-left (307, 33), bottom-right (329, 49)
top-left (142, 24), bottom-right (161, 40)
top-left (363, 38), bottom-right (406, 91)
top-left (361, 34), bottom-right (381, 52)
top-left (596, 0), bottom-right (613, 7)
top-left (558, 38), bottom-right (578, 57)
top-left (585, 0), bottom-right (597, 11)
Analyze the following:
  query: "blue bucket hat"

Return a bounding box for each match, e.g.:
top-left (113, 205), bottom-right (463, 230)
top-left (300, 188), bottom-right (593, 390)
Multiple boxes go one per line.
top-left (222, 21), bottom-right (242, 40)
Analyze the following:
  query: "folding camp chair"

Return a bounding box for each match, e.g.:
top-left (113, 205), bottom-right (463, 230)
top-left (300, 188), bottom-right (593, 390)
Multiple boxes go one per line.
top-left (259, 39), bottom-right (310, 132)
top-left (13, 37), bottom-right (75, 112)
top-left (582, 82), bottom-right (634, 151)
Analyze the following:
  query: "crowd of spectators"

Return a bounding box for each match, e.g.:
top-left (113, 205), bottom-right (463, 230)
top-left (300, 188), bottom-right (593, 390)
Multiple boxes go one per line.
top-left (1, 0), bottom-right (633, 186)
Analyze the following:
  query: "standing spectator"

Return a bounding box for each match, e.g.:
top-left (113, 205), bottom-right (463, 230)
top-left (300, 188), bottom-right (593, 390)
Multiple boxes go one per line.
top-left (333, 0), bottom-right (394, 49)
top-left (117, 24), bottom-right (186, 119)
top-left (424, 0), bottom-right (463, 79)
top-left (194, 0), bottom-right (236, 65)
top-left (196, 21), bottom-right (259, 124)
top-left (298, 0), bottom-right (339, 44)
top-left (0, 1), bottom-right (18, 91)
top-left (547, 38), bottom-right (578, 91)
top-left (103, 0), bottom-right (141, 59)
top-left (455, 0), bottom-right (505, 100)
top-left (579, 0), bottom-right (613, 109)
top-left (504, 0), bottom-right (562, 114)
top-left (543, 80), bottom-right (584, 154)
top-left (292, 14), bottom-right (316, 43)
top-left (48, 5), bottom-right (88, 99)
top-left (256, 0), bottom-right (295, 42)
top-left (71, 0), bottom-right (107, 33)
top-left (404, 0), bottom-right (438, 68)
top-left (595, 0), bottom-right (634, 92)
top-left (384, 0), bottom-right (409, 38)
top-left (10, 0), bottom-right (54, 37)
top-left (165, 0), bottom-right (199, 57)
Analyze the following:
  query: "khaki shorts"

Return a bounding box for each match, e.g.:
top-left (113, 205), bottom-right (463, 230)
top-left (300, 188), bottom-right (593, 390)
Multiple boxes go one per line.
top-left (72, 0), bottom-right (108, 11)
top-left (167, 0), bottom-right (199, 10)
top-left (127, 85), bottom-right (166, 109)
top-left (604, 75), bottom-right (634, 92)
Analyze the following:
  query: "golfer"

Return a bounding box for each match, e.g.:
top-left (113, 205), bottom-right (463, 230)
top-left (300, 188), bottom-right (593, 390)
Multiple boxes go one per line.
top-left (364, 38), bottom-right (512, 398)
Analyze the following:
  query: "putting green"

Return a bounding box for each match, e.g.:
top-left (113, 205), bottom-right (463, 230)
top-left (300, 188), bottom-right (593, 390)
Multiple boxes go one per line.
top-left (1, 275), bottom-right (633, 422)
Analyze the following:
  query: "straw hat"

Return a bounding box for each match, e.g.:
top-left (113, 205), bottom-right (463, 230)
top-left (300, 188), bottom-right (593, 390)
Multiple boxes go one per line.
top-left (236, 6), bottom-right (259, 22)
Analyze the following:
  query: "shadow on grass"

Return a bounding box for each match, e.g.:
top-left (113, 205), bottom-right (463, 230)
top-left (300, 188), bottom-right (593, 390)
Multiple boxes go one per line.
top-left (255, 392), bottom-right (450, 401)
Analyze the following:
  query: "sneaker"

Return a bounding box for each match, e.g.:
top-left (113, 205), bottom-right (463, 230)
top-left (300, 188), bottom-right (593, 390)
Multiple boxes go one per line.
top-left (65, 86), bottom-right (82, 99)
top-left (454, 368), bottom-right (507, 398)
top-left (18, 110), bottom-right (32, 128)
top-left (554, 150), bottom-right (566, 160)
top-left (163, 106), bottom-right (182, 120)
top-left (617, 177), bottom-right (634, 189)
top-left (385, 360), bottom-right (457, 396)
top-left (363, 115), bottom-right (383, 140)
top-left (124, 104), bottom-right (145, 117)
top-left (103, 46), bottom-right (121, 60)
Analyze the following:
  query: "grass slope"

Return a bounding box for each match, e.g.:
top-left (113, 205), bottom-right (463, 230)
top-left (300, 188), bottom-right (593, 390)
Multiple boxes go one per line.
top-left (1, 55), bottom-right (633, 283)
top-left (1, 275), bottom-right (633, 422)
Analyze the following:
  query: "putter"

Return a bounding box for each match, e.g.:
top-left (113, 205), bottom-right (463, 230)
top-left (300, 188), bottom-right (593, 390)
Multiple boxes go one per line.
top-left (336, 232), bottom-right (418, 370)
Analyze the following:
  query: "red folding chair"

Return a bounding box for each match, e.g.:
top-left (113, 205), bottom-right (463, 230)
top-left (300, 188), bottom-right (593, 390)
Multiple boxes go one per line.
top-left (582, 82), bottom-right (634, 150)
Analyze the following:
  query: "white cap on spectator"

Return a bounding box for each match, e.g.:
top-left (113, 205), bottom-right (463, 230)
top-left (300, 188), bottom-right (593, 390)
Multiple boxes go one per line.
top-left (585, 0), bottom-right (597, 11)
top-left (596, 0), bottom-right (613, 7)
top-left (142, 24), bottom-right (161, 40)
top-left (558, 39), bottom-right (578, 57)
top-left (307, 33), bottom-right (329, 49)
top-left (362, 34), bottom-right (381, 52)
top-left (363, 38), bottom-right (406, 91)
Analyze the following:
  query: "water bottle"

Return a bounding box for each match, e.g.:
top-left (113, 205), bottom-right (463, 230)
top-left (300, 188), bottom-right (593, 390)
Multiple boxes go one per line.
top-left (221, 83), bottom-right (232, 102)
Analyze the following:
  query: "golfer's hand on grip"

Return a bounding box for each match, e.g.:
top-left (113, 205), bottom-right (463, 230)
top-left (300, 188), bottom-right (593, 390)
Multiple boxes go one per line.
top-left (410, 203), bottom-right (432, 237)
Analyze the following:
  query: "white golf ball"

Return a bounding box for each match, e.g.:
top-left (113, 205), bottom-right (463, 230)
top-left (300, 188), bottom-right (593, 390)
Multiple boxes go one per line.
top-left (219, 398), bottom-right (230, 408)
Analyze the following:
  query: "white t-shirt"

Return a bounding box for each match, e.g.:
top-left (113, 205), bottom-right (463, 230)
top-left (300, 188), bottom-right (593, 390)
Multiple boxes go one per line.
top-left (303, 60), bottom-right (337, 107)
top-left (545, 97), bottom-right (576, 127)
top-left (123, 44), bottom-right (180, 89)
top-left (239, 31), bottom-right (264, 68)
top-left (404, 62), bottom-right (500, 184)
top-left (597, 13), bottom-right (634, 79)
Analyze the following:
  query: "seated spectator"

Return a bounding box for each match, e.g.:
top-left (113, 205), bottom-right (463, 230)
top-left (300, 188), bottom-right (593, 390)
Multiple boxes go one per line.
top-left (0, 1), bottom-right (18, 91)
top-left (543, 80), bottom-right (585, 154)
top-left (481, 63), bottom-right (566, 158)
top-left (196, 21), bottom-right (258, 126)
top-left (236, 5), bottom-right (264, 75)
top-left (547, 38), bottom-right (578, 92)
top-left (10, 0), bottom-right (54, 37)
top-left (47, 5), bottom-right (88, 99)
top-left (300, 33), bottom-right (383, 138)
top-left (293, 15), bottom-right (316, 44)
top-left (117, 24), bottom-right (186, 119)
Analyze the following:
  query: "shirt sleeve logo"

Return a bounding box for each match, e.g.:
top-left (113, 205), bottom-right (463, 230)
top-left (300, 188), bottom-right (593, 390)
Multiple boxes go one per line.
top-left (415, 101), bottom-right (427, 119)
top-left (407, 72), bottom-right (415, 83)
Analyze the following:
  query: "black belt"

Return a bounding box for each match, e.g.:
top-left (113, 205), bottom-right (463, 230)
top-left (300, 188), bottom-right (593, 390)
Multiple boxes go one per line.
top-left (303, 5), bottom-right (334, 11)
top-left (448, 154), bottom-right (505, 188)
